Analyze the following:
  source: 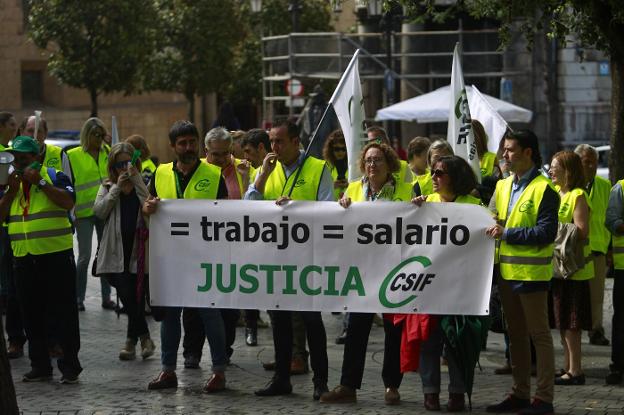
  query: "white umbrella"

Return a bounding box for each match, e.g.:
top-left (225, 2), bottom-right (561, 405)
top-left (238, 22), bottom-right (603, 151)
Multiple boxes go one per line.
top-left (375, 85), bottom-right (533, 124)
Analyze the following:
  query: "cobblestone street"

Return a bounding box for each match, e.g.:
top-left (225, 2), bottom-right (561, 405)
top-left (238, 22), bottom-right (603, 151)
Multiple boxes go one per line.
top-left (7, 275), bottom-right (624, 414)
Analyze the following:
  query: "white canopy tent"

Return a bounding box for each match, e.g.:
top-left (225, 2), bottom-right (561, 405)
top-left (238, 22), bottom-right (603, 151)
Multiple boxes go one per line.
top-left (375, 85), bottom-right (533, 124)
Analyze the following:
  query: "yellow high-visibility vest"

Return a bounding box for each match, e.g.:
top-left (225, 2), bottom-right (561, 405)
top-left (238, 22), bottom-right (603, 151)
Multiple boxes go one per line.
top-left (480, 152), bottom-right (497, 177)
top-left (588, 175), bottom-right (611, 254)
top-left (8, 167), bottom-right (72, 257)
top-left (345, 179), bottom-right (413, 202)
top-left (43, 144), bottom-right (62, 170)
top-left (263, 156), bottom-right (326, 201)
top-left (66, 147), bottom-right (108, 218)
top-left (612, 179), bottom-right (624, 270)
top-left (155, 162), bottom-right (221, 200)
top-left (558, 188), bottom-right (593, 280)
top-left (413, 169), bottom-right (433, 196)
top-left (427, 192), bottom-right (481, 205)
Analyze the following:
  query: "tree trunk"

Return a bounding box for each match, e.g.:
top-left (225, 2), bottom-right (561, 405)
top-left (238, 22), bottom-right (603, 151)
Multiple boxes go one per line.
top-left (609, 57), bottom-right (624, 183)
top-left (90, 88), bottom-right (99, 118)
top-left (186, 93), bottom-right (195, 123)
top-left (0, 318), bottom-right (19, 414)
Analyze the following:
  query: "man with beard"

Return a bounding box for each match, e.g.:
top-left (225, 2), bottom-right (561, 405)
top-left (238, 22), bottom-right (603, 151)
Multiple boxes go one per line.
top-left (143, 120), bottom-right (229, 393)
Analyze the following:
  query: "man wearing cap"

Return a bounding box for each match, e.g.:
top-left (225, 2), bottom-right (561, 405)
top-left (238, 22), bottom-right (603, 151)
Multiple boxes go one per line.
top-left (0, 136), bottom-right (81, 383)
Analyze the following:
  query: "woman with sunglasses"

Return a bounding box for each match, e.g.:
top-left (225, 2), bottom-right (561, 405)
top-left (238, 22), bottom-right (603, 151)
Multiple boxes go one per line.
top-left (322, 129), bottom-right (349, 200)
top-left (93, 143), bottom-right (155, 361)
top-left (412, 155), bottom-right (481, 412)
top-left (321, 142), bottom-right (413, 405)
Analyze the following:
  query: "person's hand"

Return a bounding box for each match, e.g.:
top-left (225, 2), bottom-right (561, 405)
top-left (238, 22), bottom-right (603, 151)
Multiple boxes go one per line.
top-left (117, 170), bottom-right (130, 186)
top-left (260, 153), bottom-right (278, 176)
top-left (236, 159), bottom-right (251, 178)
top-left (276, 196), bottom-right (291, 206)
top-left (486, 224), bottom-right (504, 239)
top-left (143, 195), bottom-right (160, 215)
top-left (411, 195), bottom-right (427, 207)
top-left (22, 167), bottom-right (42, 185)
top-left (338, 197), bottom-right (352, 209)
top-left (127, 165), bottom-right (140, 177)
top-left (334, 179), bottom-right (348, 189)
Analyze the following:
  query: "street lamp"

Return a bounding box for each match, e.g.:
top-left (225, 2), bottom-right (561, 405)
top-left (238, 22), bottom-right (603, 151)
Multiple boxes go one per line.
top-left (250, 0), bottom-right (262, 13)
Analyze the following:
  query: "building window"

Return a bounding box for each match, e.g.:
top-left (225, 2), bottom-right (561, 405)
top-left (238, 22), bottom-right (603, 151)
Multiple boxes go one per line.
top-left (21, 70), bottom-right (43, 105)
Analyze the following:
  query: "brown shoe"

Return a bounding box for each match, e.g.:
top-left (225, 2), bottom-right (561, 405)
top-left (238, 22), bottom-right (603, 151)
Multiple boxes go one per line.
top-left (7, 343), bottom-right (24, 359)
top-left (424, 393), bottom-right (441, 411)
top-left (319, 385), bottom-right (356, 403)
top-left (384, 387), bottom-right (400, 405)
top-left (447, 393), bottom-right (465, 412)
top-left (203, 372), bottom-right (225, 393)
top-left (290, 356), bottom-right (308, 375)
top-left (148, 371), bottom-right (178, 390)
top-left (494, 362), bottom-right (512, 375)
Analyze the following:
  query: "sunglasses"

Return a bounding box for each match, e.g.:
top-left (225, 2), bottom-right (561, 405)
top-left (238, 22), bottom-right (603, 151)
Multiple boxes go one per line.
top-left (113, 160), bottom-right (131, 170)
top-left (431, 169), bottom-right (448, 177)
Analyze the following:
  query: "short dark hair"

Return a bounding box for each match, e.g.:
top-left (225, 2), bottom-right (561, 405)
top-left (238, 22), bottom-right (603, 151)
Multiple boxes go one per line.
top-left (272, 118), bottom-right (299, 139)
top-left (168, 120), bottom-right (198, 145)
top-left (242, 128), bottom-right (270, 151)
top-left (506, 129), bottom-right (542, 167)
top-left (434, 155), bottom-right (477, 196)
top-left (366, 126), bottom-right (388, 143)
top-left (0, 112), bottom-right (14, 126)
top-left (407, 136), bottom-right (431, 160)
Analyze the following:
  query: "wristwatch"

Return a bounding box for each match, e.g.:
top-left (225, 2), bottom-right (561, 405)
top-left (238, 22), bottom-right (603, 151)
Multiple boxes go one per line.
top-left (37, 178), bottom-right (47, 189)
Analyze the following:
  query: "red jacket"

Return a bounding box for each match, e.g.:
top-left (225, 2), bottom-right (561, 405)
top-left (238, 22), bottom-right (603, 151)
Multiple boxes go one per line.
top-left (386, 313), bottom-right (436, 373)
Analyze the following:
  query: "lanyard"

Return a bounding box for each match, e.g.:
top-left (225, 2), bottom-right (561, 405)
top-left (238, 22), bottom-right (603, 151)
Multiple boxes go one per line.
top-left (280, 163), bottom-right (302, 197)
top-left (174, 170), bottom-right (183, 199)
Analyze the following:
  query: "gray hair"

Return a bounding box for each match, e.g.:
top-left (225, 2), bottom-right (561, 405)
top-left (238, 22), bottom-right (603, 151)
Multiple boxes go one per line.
top-left (204, 127), bottom-right (232, 148)
top-left (574, 143), bottom-right (598, 158)
top-left (427, 139), bottom-right (454, 168)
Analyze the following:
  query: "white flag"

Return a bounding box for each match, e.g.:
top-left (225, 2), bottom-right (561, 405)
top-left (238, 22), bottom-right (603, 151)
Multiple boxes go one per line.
top-left (329, 50), bottom-right (366, 183)
top-left (33, 110), bottom-right (42, 141)
top-left (448, 43), bottom-right (481, 182)
top-left (468, 85), bottom-right (509, 154)
top-left (111, 116), bottom-right (119, 145)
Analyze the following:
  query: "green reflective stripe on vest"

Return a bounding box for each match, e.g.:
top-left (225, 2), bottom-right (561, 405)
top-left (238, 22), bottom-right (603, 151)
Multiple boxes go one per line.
top-left (155, 162), bottom-right (221, 199)
top-left (8, 168), bottom-right (73, 257)
top-left (558, 188), bottom-right (593, 280)
top-left (495, 174), bottom-right (556, 281)
top-left (43, 144), bottom-right (62, 170)
top-left (67, 147), bottom-right (108, 218)
top-left (499, 255), bottom-right (552, 265)
top-left (345, 179), bottom-right (413, 202)
top-left (589, 176), bottom-right (611, 253)
top-left (612, 179), bottom-right (624, 270)
top-left (264, 156), bottom-right (325, 201)
top-left (480, 152), bottom-right (496, 177)
top-left (7, 210), bottom-right (67, 223)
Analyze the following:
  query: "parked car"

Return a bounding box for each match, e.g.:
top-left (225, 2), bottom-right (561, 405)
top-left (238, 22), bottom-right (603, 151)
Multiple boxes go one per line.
top-left (46, 130), bottom-right (80, 151)
top-left (596, 145), bottom-right (610, 180)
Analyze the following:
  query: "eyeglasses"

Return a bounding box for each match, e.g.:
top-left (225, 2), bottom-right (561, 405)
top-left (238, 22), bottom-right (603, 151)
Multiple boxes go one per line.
top-left (333, 147), bottom-right (347, 152)
top-left (431, 169), bottom-right (448, 177)
top-left (364, 157), bottom-right (385, 166)
top-left (113, 160), bottom-right (130, 170)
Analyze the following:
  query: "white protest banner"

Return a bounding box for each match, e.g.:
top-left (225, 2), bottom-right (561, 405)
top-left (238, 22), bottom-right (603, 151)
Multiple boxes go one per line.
top-left (468, 85), bottom-right (509, 154)
top-left (329, 50), bottom-right (366, 182)
top-left (448, 43), bottom-right (481, 182)
top-left (149, 200), bottom-right (495, 315)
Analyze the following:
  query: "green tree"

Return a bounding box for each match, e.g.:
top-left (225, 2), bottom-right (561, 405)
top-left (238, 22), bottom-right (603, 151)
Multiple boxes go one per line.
top-left (28, 0), bottom-right (158, 117)
top-left (145, 0), bottom-right (244, 122)
top-left (393, 0), bottom-right (624, 181)
top-left (226, 0), bottom-right (332, 107)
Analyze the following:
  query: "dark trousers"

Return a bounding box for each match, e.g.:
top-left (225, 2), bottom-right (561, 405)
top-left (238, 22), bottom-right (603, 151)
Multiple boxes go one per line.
top-left (1, 228), bottom-right (25, 346)
top-left (339, 313), bottom-right (403, 389)
top-left (244, 309), bottom-right (259, 329)
top-left (612, 270), bottom-right (624, 370)
top-left (271, 310), bottom-right (327, 386)
top-left (14, 249), bottom-right (82, 376)
top-left (105, 273), bottom-right (149, 341)
top-left (183, 308), bottom-right (239, 360)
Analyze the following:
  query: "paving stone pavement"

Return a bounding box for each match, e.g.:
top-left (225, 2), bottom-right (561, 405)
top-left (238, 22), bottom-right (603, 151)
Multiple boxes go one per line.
top-left (6, 274), bottom-right (624, 414)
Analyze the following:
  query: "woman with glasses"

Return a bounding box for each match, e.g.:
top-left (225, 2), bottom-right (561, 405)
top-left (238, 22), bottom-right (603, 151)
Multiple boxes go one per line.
top-left (63, 118), bottom-right (113, 311)
top-left (412, 155), bottom-right (481, 412)
top-left (322, 130), bottom-right (349, 200)
top-left (321, 142), bottom-right (413, 405)
top-left (548, 151), bottom-right (593, 386)
top-left (93, 143), bottom-right (155, 361)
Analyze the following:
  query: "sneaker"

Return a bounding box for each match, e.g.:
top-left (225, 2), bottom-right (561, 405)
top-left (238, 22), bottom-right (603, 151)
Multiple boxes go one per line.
top-left (319, 384), bottom-right (356, 403)
top-left (60, 373), bottom-right (79, 384)
top-left (517, 398), bottom-right (554, 415)
top-left (22, 369), bottom-right (53, 382)
top-left (148, 371), bottom-right (178, 390)
top-left (119, 339), bottom-right (137, 361)
top-left (486, 394), bottom-right (530, 412)
top-left (140, 336), bottom-right (155, 360)
top-left (606, 367), bottom-right (623, 385)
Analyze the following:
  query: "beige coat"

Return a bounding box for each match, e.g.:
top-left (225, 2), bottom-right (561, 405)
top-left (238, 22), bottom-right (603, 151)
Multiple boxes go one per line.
top-left (93, 173), bottom-right (149, 275)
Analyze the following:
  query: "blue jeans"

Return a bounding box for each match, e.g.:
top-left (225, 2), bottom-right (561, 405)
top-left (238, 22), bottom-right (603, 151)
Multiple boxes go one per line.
top-left (161, 307), bottom-right (227, 372)
top-left (75, 216), bottom-right (110, 303)
top-left (419, 319), bottom-right (465, 394)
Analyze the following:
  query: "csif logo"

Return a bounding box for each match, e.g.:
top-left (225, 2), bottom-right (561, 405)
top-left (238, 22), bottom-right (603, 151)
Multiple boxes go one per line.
top-left (194, 179), bottom-right (211, 192)
top-left (294, 178), bottom-right (306, 188)
top-left (46, 158), bottom-right (59, 167)
top-left (378, 256), bottom-right (436, 308)
top-left (518, 200), bottom-right (534, 213)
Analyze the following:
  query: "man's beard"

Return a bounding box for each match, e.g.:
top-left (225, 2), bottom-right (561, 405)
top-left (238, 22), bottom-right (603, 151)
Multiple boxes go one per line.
top-left (179, 151), bottom-right (198, 164)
